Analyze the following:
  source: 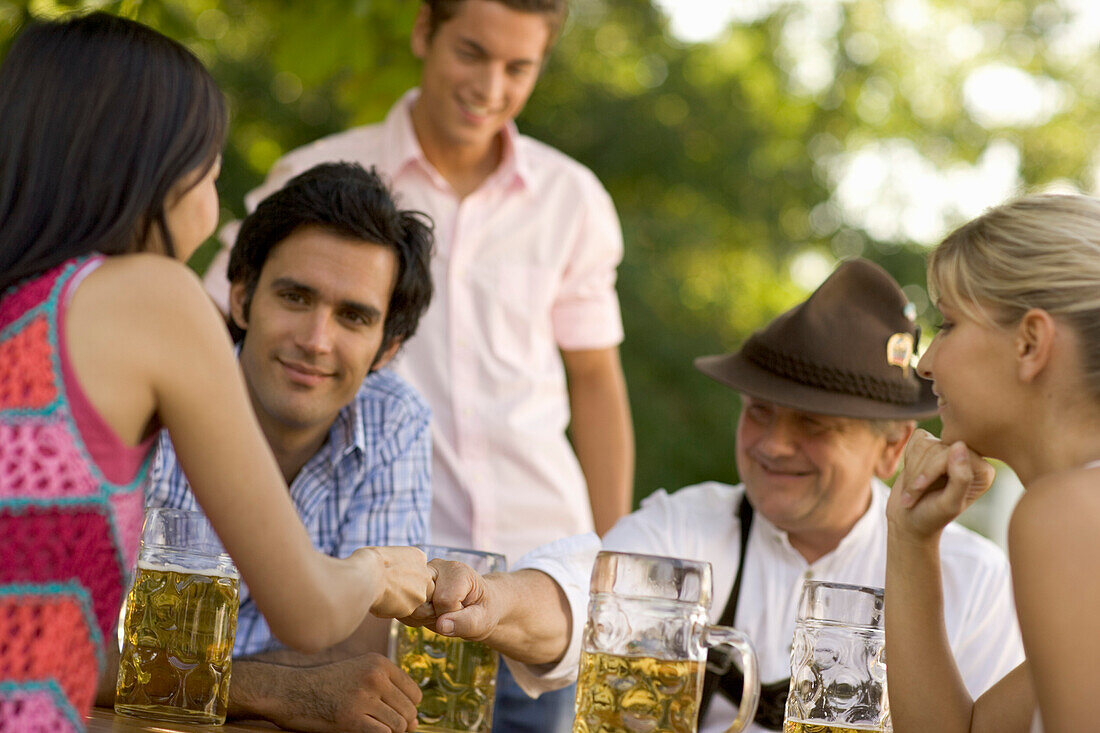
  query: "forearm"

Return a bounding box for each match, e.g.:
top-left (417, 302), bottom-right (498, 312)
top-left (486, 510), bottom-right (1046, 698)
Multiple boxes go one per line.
top-left (156, 305), bottom-right (384, 654)
top-left (226, 658), bottom-right (346, 725)
top-left (566, 352), bottom-right (634, 535)
top-left (230, 651), bottom-right (421, 732)
top-left (247, 550), bottom-right (377, 653)
top-left (481, 569), bottom-right (572, 665)
top-left (237, 646), bottom-right (343, 667)
top-left (885, 532), bottom-right (974, 733)
top-left (226, 659), bottom-right (295, 721)
top-left (257, 613), bottom-right (392, 666)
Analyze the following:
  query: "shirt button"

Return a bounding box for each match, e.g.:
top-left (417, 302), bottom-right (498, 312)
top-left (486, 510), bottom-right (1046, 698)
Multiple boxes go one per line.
top-left (803, 570), bottom-right (812, 580)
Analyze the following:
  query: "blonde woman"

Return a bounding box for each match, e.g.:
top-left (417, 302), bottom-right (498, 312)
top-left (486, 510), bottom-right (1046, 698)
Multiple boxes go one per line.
top-left (885, 193), bottom-right (1100, 732)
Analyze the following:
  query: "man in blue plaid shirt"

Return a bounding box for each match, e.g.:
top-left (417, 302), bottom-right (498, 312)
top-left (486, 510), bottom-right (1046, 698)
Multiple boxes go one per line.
top-left (144, 162), bottom-right (435, 732)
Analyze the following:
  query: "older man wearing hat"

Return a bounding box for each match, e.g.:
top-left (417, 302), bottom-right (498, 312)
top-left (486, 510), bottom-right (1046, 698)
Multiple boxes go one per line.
top-left (406, 259), bottom-right (1024, 733)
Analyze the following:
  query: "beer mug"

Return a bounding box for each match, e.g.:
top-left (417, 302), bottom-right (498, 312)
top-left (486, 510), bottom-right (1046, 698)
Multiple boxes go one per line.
top-left (389, 545), bottom-right (507, 733)
top-left (573, 551), bottom-right (760, 733)
top-left (115, 508), bottom-right (240, 725)
top-left (784, 581), bottom-right (890, 733)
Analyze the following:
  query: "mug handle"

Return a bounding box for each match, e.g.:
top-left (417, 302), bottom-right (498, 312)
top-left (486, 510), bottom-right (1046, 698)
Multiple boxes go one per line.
top-left (703, 625), bottom-right (760, 733)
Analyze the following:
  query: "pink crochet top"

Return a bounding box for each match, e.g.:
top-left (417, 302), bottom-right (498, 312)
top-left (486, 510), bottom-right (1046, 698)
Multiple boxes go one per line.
top-left (0, 257), bottom-right (153, 731)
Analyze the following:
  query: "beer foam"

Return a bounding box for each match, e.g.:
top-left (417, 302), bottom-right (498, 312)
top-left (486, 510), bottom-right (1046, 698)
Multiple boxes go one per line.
top-left (137, 559), bottom-right (240, 579)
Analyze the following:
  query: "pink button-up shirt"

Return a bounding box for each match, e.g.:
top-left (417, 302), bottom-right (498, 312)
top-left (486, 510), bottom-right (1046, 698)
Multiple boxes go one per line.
top-left (244, 91), bottom-right (624, 563)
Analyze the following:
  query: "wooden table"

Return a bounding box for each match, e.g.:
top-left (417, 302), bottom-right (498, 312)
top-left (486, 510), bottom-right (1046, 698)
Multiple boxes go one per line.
top-left (87, 707), bottom-right (277, 732)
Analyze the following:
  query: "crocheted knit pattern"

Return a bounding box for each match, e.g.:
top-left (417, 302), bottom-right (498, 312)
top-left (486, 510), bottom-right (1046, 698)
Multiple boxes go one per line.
top-left (0, 318), bottom-right (57, 410)
top-left (0, 587), bottom-right (99, 730)
top-left (0, 685), bottom-right (81, 733)
top-left (0, 260), bottom-right (150, 731)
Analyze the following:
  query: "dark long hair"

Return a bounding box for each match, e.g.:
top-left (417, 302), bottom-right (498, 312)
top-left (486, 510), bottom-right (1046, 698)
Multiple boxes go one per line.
top-left (0, 12), bottom-right (227, 292)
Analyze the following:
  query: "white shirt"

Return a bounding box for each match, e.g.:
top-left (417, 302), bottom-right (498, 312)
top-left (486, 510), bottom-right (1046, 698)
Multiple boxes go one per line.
top-left (509, 480), bottom-right (1024, 733)
top-left (242, 91), bottom-right (625, 564)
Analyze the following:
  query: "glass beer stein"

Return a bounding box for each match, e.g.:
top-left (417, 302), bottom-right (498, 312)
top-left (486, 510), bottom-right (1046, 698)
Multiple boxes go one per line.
top-left (390, 546), bottom-right (507, 733)
top-left (115, 508), bottom-right (240, 725)
top-left (573, 551), bottom-right (760, 733)
top-left (783, 581), bottom-right (890, 733)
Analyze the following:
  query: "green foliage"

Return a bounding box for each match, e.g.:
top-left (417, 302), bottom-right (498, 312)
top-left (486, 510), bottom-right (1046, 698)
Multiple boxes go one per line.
top-left (3, 0), bottom-right (1098, 506)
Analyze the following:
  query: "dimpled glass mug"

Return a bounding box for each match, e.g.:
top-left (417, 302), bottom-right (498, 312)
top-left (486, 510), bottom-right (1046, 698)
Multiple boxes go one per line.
top-left (115, 508), bottom-right (240, 725)
top-left (573, 551), bottom-right (760, 733)
top-left (783, 581), bottom-right (890, 733)
top-left (389, 545), bottom-right (507, 733)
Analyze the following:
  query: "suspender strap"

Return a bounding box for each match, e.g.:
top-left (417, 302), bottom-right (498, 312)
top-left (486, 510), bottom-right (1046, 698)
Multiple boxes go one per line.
top-left (697, 494), bottom-right (789, 731)
top-left (697, 493), bottom-right (753, 723)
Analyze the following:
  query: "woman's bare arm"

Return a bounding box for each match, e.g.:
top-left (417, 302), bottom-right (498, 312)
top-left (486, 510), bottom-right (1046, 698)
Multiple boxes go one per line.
top-left (1009, 472), bottom-right (1100, 732)
top-left (885, 431), bottom-right (1033, 732)
top-left (66, 255), bottom-right (432, 652)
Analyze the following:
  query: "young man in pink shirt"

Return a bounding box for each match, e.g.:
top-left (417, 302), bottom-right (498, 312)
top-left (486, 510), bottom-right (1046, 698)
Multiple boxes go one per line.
top-left (239, 1), bottom-right (635, 730)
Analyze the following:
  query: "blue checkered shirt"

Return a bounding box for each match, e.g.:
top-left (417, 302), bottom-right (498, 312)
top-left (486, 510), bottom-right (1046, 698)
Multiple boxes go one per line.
top-left (144, 367), bottom-right (432, 657)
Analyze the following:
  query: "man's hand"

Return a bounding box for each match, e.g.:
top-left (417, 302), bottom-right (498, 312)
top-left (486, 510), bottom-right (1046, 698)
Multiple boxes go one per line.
top-left (355, 546), bottom-right (436, 619)
top-left (401, 559), bottom-right (502, 642)
top-left (234, 653), bottom-right (421, 733)
top-left (400, 562), bottom-right (572, 666)
top-left (887, 429), bottom-right (995, 542)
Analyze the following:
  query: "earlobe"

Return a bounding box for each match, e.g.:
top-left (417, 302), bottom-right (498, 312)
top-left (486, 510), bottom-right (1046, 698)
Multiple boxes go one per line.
top-left (410, 6), bottom-right (432, 59)
top-left (370, 339), bottom-right (403, 372)
top-left (875, 423), bottom-right (915, 479)
top-left (228, 282), bottom-right (249, 332)
top-left (1016, 309), bottom-right (1056, 383)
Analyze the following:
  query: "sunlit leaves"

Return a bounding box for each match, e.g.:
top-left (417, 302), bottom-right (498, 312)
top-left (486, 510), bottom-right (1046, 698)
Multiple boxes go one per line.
top-left (4, 0), bottom-right (1100, 499)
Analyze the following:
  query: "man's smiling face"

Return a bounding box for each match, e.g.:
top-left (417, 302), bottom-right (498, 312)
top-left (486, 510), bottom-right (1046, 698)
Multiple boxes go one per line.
top-left (735, 396), bottom-right (895, 541)
top-left (231, 225), bottom-right (399, 438)
top-left (410, 0), bottom-right (549, 155)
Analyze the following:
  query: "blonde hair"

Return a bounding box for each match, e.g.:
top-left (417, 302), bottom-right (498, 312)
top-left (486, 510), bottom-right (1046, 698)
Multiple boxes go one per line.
top-left (928, 193), bottom-right (1100, 397)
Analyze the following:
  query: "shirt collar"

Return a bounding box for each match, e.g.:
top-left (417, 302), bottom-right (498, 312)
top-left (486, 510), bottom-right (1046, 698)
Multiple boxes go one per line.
top-left (233, 342), bottom-right (367, 473)
top-left (385, 88), bottom-right (532, 192)
top-left (381, 89), bottom-right (430, 179)
top-left (751, 478), bottom-right (884, 567)
top-left (496, 119), bottom-right (532, 192)
top-left (284, 380), bottom-right (366, 516)
top-left (327, 379), bottom-right (368, 469)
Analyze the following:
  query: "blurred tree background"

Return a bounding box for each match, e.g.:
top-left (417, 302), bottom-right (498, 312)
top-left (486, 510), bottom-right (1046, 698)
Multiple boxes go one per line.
top-left (3, 0), bottom-right (1099, 518)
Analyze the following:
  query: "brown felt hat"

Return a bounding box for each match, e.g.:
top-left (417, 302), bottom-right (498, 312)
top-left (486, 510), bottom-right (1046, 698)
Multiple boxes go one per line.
top-left (695, 258), bottom-right (937, 420)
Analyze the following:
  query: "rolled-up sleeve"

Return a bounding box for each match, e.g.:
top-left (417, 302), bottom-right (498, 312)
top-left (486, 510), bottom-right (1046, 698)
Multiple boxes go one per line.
top-left (943, 545), bottom-right (1025, 697)
top-left (502, 532), bottom-right (601, 697)
top-left (551, 181), bottom-right (624, 352)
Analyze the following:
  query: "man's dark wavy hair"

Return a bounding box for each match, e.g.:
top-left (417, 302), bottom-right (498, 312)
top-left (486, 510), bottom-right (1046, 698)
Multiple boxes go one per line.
top-left (227, 162), bottom-right (434, 365)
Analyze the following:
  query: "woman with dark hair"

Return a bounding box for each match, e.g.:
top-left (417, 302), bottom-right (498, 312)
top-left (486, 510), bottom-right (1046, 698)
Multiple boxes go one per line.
top-left (0, 13), bottom-right (433, 729)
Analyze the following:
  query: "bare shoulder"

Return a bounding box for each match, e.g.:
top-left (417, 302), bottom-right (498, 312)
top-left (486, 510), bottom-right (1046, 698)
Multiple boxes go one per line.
top-left (1009, 468), bottom-right (1100, 561)
top-left (72, 254), bottom-right (233, 372)
top-left (81, 254), bottom-right (225, 327)
top-left (87, 253), bottom-right (209, 300)
top-left (62, 255), bottom-right (235, 444)
top-left (1008, 468), bottom-right (1100, 727)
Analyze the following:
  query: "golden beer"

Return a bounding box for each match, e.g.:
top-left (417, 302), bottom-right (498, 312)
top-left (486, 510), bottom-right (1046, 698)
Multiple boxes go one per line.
top-left (572, 650), bottom-right (704, 733)
top-left (115, 562), bottom-right (239, 725)
top-left (392, 625), bottom-right (498, 732)
top-left (783, 721), bottom-right (886, 733)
